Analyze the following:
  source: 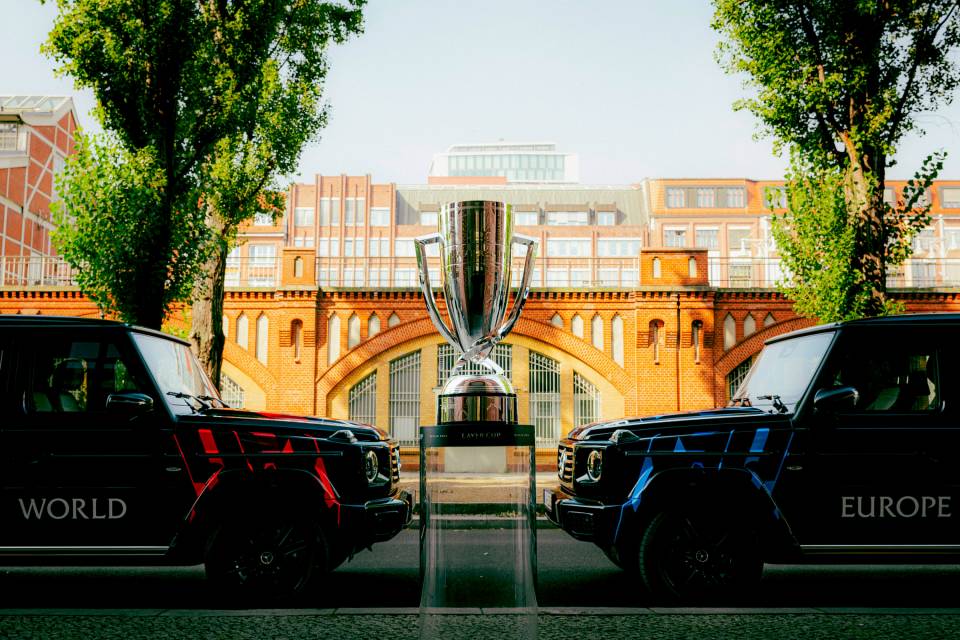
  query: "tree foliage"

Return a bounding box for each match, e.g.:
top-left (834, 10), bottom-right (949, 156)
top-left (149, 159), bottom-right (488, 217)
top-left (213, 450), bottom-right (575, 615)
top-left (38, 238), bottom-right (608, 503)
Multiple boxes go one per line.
top-left (713, 0), bottom-right (960, 319)
top-left (43, 0), bottom-right (365, 330)
top-left (52, 133), bottom-right (209, 319)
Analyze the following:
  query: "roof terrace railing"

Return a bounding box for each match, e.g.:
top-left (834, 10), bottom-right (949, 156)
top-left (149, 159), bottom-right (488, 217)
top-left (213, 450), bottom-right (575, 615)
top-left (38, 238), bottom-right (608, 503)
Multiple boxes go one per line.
top-left (3, 255), bottom-right (960, 291)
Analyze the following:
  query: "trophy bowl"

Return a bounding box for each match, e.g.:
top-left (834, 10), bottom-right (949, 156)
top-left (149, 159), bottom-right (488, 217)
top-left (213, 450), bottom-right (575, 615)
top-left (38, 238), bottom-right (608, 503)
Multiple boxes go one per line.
top-left (415, 201), bottom-right (537, 425)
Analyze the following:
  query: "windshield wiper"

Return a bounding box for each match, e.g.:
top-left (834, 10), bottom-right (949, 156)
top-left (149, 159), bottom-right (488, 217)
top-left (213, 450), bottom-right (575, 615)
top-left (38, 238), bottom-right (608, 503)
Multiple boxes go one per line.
top-left (197, 394), bottom-right (228, 408)
top-left (166, 391), bottom-right (211, 412)
top-left (758, 394), bottom-right (788, 414)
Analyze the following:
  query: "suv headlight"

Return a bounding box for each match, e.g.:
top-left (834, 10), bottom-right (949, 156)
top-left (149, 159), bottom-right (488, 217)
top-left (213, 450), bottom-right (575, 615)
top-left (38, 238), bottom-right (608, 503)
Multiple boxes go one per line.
top-left (586, 450), bottom-right (603, 481)
top-left (364, 450), bottom-right (379, 483)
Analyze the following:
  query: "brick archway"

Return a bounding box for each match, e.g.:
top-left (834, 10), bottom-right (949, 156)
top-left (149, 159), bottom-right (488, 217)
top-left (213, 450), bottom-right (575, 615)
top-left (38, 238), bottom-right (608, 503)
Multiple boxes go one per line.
top-left (223, 341), bottom-right (278, 397)
top-left (317, 316), bottom-right (632, 401)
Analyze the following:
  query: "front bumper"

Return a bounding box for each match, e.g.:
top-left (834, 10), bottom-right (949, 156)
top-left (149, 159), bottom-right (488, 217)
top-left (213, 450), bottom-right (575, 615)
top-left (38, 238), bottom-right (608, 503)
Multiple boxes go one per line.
top-left (342, 489), bottom-right (413, 544)
top-left (544, 485), bottom-right (622, 546)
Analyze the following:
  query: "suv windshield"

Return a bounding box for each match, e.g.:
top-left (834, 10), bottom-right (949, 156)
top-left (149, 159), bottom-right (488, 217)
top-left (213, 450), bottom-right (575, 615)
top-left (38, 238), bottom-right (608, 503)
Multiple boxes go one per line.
top-left (731, 331), bottom-right (835, 413)
top-left (131, 332), bottom-right (219, 411)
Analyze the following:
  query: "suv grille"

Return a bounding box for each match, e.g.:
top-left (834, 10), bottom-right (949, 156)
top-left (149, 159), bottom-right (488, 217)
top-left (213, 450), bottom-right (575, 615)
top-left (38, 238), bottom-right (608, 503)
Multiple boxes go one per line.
top-left (558, 442), bottom-right (574, 484)
top-left (390, 444), bottom-right (400, 483)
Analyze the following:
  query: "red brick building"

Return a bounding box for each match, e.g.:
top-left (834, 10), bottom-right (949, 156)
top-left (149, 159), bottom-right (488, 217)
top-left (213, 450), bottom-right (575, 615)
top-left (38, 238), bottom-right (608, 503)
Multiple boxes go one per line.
top-left (3, 169), bottom-right (960, 469)
top-left (0, 96), bottom-right (79, 284)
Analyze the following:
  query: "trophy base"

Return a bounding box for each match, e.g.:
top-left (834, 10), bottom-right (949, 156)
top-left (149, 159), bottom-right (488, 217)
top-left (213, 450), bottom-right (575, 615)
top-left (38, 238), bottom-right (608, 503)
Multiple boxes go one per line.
top-left (437, 373), bottom-right (517, 424)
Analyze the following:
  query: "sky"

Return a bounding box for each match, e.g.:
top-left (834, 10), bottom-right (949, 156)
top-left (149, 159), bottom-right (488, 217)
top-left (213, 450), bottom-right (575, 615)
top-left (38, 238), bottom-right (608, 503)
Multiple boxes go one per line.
top-left (5, 0), bottom-right (960, 185)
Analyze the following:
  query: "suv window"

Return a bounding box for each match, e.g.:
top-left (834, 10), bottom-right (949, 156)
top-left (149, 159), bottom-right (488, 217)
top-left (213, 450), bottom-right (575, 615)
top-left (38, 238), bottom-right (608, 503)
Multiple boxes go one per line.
top-left (732, 331), bottom-right (835, 412)
top-left (27, 339), bottom-right (144, 413)
top-left (824, 335), bottom-right (940, 413)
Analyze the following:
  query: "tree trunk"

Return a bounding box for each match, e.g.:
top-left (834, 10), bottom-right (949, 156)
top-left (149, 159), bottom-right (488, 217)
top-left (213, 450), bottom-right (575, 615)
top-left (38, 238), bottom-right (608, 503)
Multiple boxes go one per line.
top-left (190, 214), bottom-right (229, 389)
top-left (844, 151), bottom-right (888, 318)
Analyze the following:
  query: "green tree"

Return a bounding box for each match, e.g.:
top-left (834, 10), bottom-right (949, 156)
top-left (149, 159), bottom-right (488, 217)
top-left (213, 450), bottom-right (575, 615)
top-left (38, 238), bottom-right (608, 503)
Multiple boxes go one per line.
top-left (191, 60), bottom-right (330, 386)
top-left (52, 133), bottom-right (208, 319)
top-left (44, 0), bottom-right (364, 333)
top-left (713, 0), bottom-right (960, 318)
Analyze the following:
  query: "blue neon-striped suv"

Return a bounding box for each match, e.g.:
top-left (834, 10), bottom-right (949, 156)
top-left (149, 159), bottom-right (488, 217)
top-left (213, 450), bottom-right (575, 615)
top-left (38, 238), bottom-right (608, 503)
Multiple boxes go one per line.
top-left (545, 314), bottom-right (959, 602)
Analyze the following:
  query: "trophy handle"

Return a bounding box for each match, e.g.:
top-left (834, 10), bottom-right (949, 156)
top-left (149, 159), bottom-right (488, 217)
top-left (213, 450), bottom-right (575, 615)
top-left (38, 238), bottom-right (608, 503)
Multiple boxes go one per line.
top-left (497, 234), bottom-right (538, 341)
top-left (414, 233), bottom-right (459, 348)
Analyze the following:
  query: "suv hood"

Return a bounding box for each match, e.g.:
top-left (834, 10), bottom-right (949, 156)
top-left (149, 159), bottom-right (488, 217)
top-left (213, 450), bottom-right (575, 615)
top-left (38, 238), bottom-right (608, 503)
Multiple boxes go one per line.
top-left (568, 406), bottom-right (788, 442)
top-left (177, 408), bottom-right (387, 442)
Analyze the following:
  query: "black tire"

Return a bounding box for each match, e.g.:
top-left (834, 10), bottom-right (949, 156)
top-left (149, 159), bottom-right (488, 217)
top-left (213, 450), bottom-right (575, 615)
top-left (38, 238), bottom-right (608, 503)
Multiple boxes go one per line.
top-left (638, 509), bottom-right (762, 603)
top-left (204, 512), bottom-right (327, 601)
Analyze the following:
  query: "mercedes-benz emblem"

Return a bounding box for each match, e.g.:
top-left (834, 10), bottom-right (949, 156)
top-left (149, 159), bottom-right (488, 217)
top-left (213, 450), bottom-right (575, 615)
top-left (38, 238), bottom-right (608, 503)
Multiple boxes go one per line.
top-left (558, 450), bottom-right (568, 477)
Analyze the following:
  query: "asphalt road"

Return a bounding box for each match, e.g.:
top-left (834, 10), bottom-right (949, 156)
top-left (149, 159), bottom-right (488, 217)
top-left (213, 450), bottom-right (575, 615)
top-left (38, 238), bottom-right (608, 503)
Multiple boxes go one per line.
top-left (1, 528), bottom-right (960, 609)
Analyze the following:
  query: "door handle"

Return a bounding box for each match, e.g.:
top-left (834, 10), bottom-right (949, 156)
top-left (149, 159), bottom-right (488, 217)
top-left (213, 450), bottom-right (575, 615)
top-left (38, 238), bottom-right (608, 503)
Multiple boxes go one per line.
top-left (786, 465), bottom-right (803, 472)
top-left (165, 466), bottom-right (183, 473)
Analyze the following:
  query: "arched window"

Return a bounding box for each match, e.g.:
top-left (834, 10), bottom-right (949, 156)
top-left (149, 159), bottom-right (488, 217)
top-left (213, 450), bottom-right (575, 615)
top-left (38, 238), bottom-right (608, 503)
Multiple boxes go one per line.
top-left (764, 312), bottom-right (776, 328)
top-left (389, 351), bottom-right (421, 446)
top-left (591, 314), bottom-right (604, 350)
top-left (573, 372), bottom-right (601, 427)
top-left (294, 256), bottom-right (304, 278)
top-left (744, 313), bottom-right (756, 337)
top-left (327, 314), bottom-right (341, 365)
top-left (727, 357), bottom-right (754, 400)
top-left (571, 314), bottom-right (584, 338)
top-left (612, 314), bottom-right (624, 366)
top-left (237, 313), bottom-right (249, 349)
top-left (388, 312), bottom-right (400, 328)
top-left (219, 373), bottom-right (245, 409)
top-left (723, 313), bottom-right (737, 351)
top-left (688, 256), bottom-right (697, 278)
top-left (255, 314), bottom-right (269, 364)
top-left (692, 320), bottom-right (703, 364)
top-left (529, 351), bottom-right (561, 445)
top-left (222, 314), bottom-right (229, 338)
top-left (652, 257), bottom-right (662, 278)
top-left (347, 313), bottom-right (361, 349)
top-left (649, 319), bottom-right (664, 363)
top-left (550, 313), bottom-right (563, 328)
top-left (368, 313), bottom-right (381, 338)
top-left (438, 343), bottom-right (512, 385)
top-left (349, 371), bottom-right (377, 426)
top-left (291, 319), bottom-right (303, 361)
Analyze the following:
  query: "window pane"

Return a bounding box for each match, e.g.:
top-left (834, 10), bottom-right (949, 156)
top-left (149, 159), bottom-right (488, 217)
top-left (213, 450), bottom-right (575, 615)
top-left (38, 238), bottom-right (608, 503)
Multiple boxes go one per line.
top-left (529, 351), bottom-right (561, 445)
top-left (349, 372), bottom-right (377, 425)
top-left (389, 351), bottom-right (420, 446)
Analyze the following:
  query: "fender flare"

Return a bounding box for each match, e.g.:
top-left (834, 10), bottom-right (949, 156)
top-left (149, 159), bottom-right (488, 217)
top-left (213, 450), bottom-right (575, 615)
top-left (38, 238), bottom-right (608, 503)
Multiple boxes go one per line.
top-left (612, 466), bottom-right (798, 561)
top-left (169, 468), bottom-right (332, 563)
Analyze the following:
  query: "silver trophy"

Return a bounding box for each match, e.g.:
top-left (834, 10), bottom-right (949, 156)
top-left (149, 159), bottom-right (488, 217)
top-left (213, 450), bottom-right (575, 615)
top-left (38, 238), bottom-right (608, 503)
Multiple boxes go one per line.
top-left (415, 200), bottom-right (537, 424)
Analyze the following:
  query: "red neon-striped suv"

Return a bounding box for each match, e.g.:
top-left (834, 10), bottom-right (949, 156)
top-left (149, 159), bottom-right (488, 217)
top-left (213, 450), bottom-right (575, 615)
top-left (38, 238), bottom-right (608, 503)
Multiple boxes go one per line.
top-left (0, 316), bottom-right (411, 598)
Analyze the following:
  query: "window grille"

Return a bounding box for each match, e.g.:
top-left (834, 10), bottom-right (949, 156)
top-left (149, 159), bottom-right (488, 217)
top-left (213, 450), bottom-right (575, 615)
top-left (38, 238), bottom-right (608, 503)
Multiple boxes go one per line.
top-left (349, 372), bottom-right (377, 426)
top-left (728, 357), bottom-right (754, 400)
top-left (389, 351), bottom-right (421, 446)
top-left (219, 373), bottom-right (245, 409)
top-left (573, 372), bottom-right (601, 427)
top-left (437, 343), bottom-right (512, 385)
top-left (529, 351), bottom-right (561, 445)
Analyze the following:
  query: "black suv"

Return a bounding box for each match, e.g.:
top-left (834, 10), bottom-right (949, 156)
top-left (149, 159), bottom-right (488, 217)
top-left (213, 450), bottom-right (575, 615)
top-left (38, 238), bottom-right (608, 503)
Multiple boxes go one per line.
top-left (546, 313), bottom-right (958, 601)
top-left (0, 317), bottom-right (411, 598)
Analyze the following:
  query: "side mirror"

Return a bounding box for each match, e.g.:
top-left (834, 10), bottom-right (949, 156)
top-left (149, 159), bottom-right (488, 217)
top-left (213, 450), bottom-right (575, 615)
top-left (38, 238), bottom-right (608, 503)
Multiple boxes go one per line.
top-left (813, 386), bottom-right (859, 413)
top-left (106, 392), bottom-right (154, 413)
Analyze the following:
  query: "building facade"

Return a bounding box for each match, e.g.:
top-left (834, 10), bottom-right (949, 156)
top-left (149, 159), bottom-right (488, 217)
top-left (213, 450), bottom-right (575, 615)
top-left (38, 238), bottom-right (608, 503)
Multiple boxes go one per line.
top-left (429, 142), bottom-right (579, 184)
top-left (5, 172), bottom-right (960, 470)
top-left (0, 97), bottom-right (78, 285)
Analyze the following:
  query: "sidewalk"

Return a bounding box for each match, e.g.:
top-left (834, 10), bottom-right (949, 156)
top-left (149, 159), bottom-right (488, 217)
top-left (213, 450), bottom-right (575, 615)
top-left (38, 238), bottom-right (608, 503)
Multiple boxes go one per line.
top-left (398, 472), bottom-right (559, 528)
top-left (2, 608), bottom-right (959, 640)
